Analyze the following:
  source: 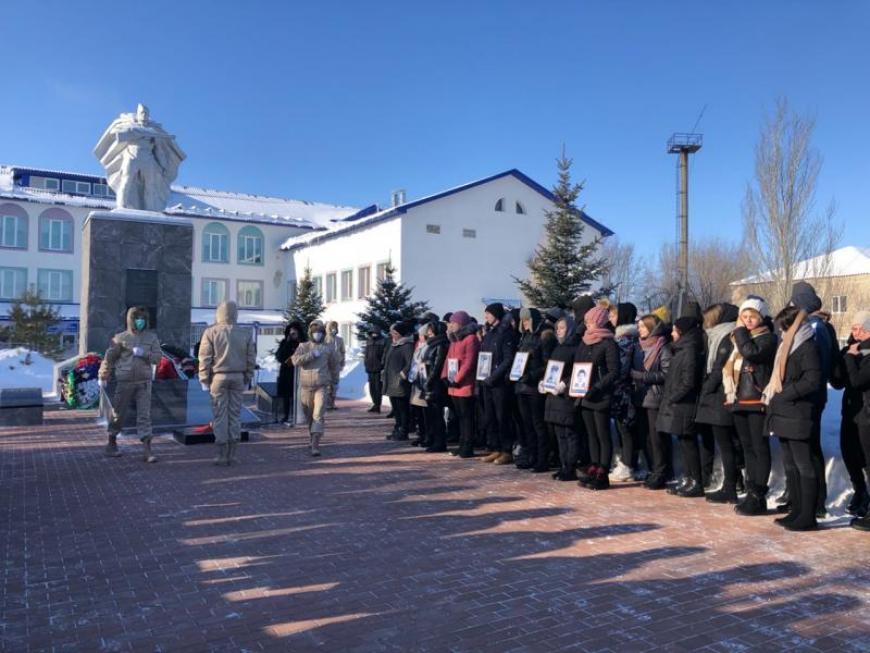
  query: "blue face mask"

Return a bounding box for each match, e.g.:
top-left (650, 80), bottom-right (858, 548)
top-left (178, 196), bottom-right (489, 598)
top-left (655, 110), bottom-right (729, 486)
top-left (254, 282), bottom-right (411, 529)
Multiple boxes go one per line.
top-left (134, 318), bottom-right (146, 331)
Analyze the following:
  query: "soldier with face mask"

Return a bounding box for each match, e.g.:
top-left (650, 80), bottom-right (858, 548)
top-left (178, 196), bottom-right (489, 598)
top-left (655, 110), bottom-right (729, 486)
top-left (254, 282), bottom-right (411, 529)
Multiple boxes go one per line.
top-left (291, 320), bottom-right (341, 455)
top-left (98, 306), bottom-right (163, 463)
top-left (325, 320), bottom-right (346, 410)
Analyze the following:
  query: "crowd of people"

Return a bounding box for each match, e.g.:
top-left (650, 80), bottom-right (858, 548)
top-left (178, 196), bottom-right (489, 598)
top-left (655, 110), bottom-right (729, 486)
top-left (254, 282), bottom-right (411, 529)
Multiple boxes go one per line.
top-left (335, 281), bottom-right (868, 533)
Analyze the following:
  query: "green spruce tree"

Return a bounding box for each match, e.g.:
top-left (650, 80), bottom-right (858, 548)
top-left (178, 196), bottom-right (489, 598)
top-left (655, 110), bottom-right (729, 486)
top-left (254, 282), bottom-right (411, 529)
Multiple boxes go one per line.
top-left (356, 263), bottom-right (429, 339)
top-left (285, 266), bottom-right (325, 327)
top-left (514, 152), bottom-right (608, 307)
top-left (5, 289), bottom-right (64, 358)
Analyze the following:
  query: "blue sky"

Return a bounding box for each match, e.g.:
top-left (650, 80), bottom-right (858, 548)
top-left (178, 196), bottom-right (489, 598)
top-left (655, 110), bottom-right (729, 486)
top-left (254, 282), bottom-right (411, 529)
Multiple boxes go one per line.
top-left (2, 1), bottom-right (868, 259)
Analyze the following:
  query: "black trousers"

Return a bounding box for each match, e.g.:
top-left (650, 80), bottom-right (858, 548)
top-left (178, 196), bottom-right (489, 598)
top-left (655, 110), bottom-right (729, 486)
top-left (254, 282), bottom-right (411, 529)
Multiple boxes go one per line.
top-left (734, 411), bottom-right (770, 494)
top-left (446, 406), bottom-right (460, 443)
top-left (581, 408), bottom-right (612, 471)
top-left (676, 434), bottom-right (703, 484)
top-left (810, 410), bottom-right (827, 510)
top-left (841, 418), bottom-right (868, 493)
top-left (645, 408), bottom-right (673, 480)
top-left (691, 424), bottom-right (717, 486)
top-left (367, 372), bottom-right (382, 408)
top-left (780, 437), bottom-right (818, 526)
top-left (617, 410), bottom-right (647, 470)
top-left (425, 402), bottom-right (447, 450)
top-left (711, 423), bottom-right (740, 487)
top-left (516, 392), bottom-right (548, 468)
top-left (481, 385), bottom-right (514, 453)
top-left (452, 396), bottom-right (476, 455)
top-left (551, 423), bottom-right (579, 476)
top-left (390, 396), bottom-right (410, 437)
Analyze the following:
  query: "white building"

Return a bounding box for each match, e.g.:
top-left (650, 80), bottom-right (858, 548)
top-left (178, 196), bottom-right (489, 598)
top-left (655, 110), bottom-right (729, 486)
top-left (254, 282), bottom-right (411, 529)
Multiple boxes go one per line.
top-left (1, 164), bottom-right (613, 356)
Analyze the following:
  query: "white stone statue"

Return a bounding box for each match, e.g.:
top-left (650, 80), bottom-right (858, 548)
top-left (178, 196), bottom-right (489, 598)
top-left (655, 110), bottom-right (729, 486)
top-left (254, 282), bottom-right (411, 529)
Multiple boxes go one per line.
top-left (93, 104), bottom-right (186, 212)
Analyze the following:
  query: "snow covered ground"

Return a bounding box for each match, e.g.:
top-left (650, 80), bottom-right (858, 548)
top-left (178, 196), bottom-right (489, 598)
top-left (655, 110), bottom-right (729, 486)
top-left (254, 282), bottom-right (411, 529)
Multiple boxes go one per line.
top-left (0, 347), bottom-right (58, 396)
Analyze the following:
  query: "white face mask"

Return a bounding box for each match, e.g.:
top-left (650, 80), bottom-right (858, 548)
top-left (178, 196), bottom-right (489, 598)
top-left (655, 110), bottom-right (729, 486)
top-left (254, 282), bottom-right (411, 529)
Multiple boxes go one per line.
top-left (312, 332), bottom-right (324, 343)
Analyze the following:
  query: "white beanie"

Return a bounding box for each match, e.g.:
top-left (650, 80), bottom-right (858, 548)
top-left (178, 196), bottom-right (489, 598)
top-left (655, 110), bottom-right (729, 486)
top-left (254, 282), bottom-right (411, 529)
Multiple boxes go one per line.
top-left (739, 295), bottom-right (769, 318)
top-left (853, 310), bottom-right (870, 331)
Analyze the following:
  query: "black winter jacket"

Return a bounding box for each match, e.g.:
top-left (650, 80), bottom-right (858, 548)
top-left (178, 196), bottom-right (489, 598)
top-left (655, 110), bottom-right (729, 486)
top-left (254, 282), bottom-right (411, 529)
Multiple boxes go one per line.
top-left (574, 337), bottom-right (620, 412)
top-left (275, 337), bottom-right (301, 396)
top-left (696, 336), bottom-right (733, 427)
top-left (631, 323), bottom-right (673, 410)
top-left (479, 319), bottom-right (518, 387)
top-left (731, 327), bottom-right (777, 413)
top-left (382, 337), bottom-right (414, 398)
top-left (364, 336), bottom-right (386, 373)
top-left (543, 334), bottom-right (579, 426)
top-left (656, 327), bottom-right (704, 436)
top-left (514, 330), bottom-right (547, 395)
top-left (767, 339), bottom-right (823, 440)
top-left (841, 340), bottom-right (870, 428)
top-left (422, 334), bottom-right (449, 404)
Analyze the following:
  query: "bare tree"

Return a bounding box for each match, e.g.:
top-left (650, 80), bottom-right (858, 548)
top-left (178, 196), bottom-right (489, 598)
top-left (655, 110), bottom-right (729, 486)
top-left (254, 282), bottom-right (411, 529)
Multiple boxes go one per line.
top-left (689, 237), bottom-right (753, 309)
top-left (742, 98), bottom-right (840, 311)
top-left (599, 237), bottom-right (641, 304)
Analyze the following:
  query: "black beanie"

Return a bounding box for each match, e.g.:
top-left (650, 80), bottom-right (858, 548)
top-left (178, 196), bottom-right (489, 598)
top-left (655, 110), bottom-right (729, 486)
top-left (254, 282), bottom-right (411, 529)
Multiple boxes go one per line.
top-left (572, 295), bottom-right (595, 320)
top-left (616, 302), bottom-right (638, 326)
top-left (673, 316), bottom-right (700, 335)
top-left (680, 301), bottom-right (703, 320)
top-left (790, 281), bottom-right (822, 314)
top-left (485, 302), bottom-right (505, 321)
top-left (390, 321), bottom-right (411, 337)
top-left (442, 312), bottom-right (453, 323)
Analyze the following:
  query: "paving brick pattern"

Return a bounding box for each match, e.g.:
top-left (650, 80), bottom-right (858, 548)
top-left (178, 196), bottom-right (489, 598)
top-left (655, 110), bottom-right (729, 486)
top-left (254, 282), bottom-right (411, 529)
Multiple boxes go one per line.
top-left (1, 403), bottom-right (868, 652)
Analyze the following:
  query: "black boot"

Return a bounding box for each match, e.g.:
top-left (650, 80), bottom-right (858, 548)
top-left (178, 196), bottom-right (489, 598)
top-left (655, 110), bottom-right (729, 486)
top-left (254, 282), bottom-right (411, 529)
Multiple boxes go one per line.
top-left (775, 473), bottom-right (802, 526)
top-left (784, 476), bottom-right (819, 531)
top-left (846, 488), bottom-right (870, 517)
top-left (734, 483), bottom-right (767, 516)
top-left (667, 477), bottom-right (690, 496)
top-left (706, 482), bottom-right (738, 504)
top-left (677, 479), bottom-right (705, 498)
top-left (850, 515), bottom-right (870, 531)
top-left (735, 472), bottom-right (746, 495)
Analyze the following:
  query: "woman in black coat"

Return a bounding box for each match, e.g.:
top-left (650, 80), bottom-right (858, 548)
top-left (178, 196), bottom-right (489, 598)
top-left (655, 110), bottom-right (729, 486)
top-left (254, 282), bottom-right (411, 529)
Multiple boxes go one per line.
top-left (422, 321), bottom-right (450, 452)
top-left (514, 308), bottom-right (550, 472)
top-left (542, 316), bottom-right (581, 481)
top-left (382, 321), bottom-right (416, 441)
top-left (765, 306), bottom-right (824, 531)
top-left (656, 316), bottom-right (705, 497)
top-left (632, 314), bottom-right (674, 490)
top-left (275, 321), bottom-right (305, 424)
top-left (576, 306), bottom-right (620, 490)
top-left (842, 311), bottom-right (870, 531)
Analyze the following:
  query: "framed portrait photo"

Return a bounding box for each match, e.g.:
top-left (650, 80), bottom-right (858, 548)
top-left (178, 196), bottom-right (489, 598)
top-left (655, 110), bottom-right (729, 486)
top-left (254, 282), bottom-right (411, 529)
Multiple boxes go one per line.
top-left (541, 360), bottom-right (565, 392)
top-left (476, 352), bottom-right (493, 381)
top-left (446, 358), bottom-right (459, 383)
top-left (509, 351), bottom-right (529, 381)
top-left (569, 362), bottom-right (593, 398)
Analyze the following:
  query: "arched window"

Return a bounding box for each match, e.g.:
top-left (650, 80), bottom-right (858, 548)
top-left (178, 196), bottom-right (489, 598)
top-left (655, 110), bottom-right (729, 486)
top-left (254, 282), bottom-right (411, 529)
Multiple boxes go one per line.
top-left (515, 201), bottom-right (526, 215)
top-left (202, 222), bottom-right (229, 263)
top-left (494, 198), bottom-right (505, 212)
top-left (0, 203), bottom-right (29, 250)
top-left (237, 225), bottom-right (264, 265)
top-left (38, 207), bottom-right (74, 252)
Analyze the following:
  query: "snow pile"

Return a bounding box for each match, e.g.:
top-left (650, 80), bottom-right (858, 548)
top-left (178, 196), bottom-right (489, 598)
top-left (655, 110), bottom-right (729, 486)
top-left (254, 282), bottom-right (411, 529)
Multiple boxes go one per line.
top-left (0, 347), bottom-right (59, 396)
top-left (256, 354), bottom-right (279, 383)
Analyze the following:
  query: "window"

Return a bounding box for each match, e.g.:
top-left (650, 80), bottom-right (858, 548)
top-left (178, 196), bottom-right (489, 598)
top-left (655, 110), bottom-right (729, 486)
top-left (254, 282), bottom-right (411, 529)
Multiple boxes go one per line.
top-left (202, 278), bottom-right (228, 307)
top-left (312, 276), bottom-right (323, 298)
top-left (426, 224), bottom-right (441, 234)
top-left (340, 270), bottom-right (353, 301)
top-left (515, 201), bottom-right (526, 215)
top-left (325, 273), bottom-right (337, 303)
top-left (358, 266), bottom-right (371, 298)
top-left (831, 295), bottom-right (848, 314)
top-left (0, 206), bottom-right (28, 249)
top-left (29, 176), bottom-right (59, 191)
top-left (237, 225), bottom-right (264, 265)
top-left (287, 281), bottom-right (297, 306)
top-left (37, 269), bottom-right (73, 302)
top-left (494, 198), bottom-right (505, 212)
top-left (462, 228), bottom-right (477, 239)
top-left (38, 209), bottom-right (74, 252)
top-left (340, 323), bottom-right (352, 347)
top-left (93, 183), bottom-right (109, 197)
top-left (376, 262), bottom-right (390, 282)
top-left (0, 267), bottom-right (26, 299)
top-left (61, 180), bottom-right (91, 195)
top-left (202, 222), bottom-right (229, 263)
top-left (237, 280), bottom-right (263, 309)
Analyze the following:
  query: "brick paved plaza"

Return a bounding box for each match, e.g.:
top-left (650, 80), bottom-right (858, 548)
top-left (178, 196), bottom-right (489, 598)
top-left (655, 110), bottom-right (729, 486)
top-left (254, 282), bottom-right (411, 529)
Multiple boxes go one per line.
top-left (1, 403), bottom-right (868, 652)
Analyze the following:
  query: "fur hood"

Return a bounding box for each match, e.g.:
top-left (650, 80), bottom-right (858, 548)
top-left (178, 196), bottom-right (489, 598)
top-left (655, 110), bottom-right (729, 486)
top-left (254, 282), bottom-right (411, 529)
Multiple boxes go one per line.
top-left (125, 306), bottom-right (150, 332)
top-left (308, 320), bottom-right (326, 338)
top-left (615, 324), bottom-right (638, 340)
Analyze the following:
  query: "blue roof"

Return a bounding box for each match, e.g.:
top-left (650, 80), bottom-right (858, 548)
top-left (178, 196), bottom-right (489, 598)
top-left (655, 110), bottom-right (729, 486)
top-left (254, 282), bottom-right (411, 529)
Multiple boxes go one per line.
top-left (284, 168), bottom-right (614, 251)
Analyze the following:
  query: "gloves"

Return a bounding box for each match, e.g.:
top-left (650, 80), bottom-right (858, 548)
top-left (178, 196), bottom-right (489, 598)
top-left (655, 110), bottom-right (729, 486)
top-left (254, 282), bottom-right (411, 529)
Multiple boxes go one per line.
top-left (200, 382), bottom-right (209, 392)
top-left (556, 380), bottom-right (567, 395)
top-left (132, 346), bottom-right (145, 357)
top-left (98, 379), bottom-right (107, 389)
top-left (537, 381), bottom-right (546, 394)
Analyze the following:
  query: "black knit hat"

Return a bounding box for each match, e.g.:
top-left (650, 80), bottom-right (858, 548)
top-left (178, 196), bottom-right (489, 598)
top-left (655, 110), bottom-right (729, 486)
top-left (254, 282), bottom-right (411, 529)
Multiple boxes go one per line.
top-left (484, 302), bottom-right (505, 321)
top-left (790, 281), bottom-right (822, 314)
top-left (390, 321), bottom-right (413, 337)
top-left (572, 295), bottom-right (595, 320)
top-left (615, 302), bottom-right (638, 326)
top-left (673, 316), bottom-right (700, 335)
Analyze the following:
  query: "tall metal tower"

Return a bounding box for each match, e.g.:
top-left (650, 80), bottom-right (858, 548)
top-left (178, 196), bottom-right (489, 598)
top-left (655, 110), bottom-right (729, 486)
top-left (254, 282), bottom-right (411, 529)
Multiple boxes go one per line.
top-left (667, 132), bottom-right (702, 317)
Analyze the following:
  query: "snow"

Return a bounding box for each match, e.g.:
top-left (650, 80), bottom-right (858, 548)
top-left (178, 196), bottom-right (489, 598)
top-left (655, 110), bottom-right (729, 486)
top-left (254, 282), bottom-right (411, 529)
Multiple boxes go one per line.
top-left (0, 348), bottom-right (59, 396)
top-left (733, 245), bottom-right (870, 284)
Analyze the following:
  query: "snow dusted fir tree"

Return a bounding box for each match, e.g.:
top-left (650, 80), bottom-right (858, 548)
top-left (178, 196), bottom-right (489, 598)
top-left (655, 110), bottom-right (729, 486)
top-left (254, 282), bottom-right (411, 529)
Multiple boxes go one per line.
top-left (515, 152), bottom-right (607, 307)
top-left (356, 263), bottom-right (429, 340)
top-left (2, 289), bottom-right (64, 358)
top-left (284, 266), bottom-right (325, 327)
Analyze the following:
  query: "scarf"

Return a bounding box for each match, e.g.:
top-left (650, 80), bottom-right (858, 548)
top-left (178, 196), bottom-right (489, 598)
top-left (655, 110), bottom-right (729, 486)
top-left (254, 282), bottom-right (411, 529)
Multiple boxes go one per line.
top-left (761, 311), bottom-right (812, 405)
top-left (582, 306), bottom-right (614, 345)
top-left (640, 335), bottom-right (665, 371)
top-left (722, 324), bottom-right (771, 404)
top-left (705, 322), bottom-right (736, 374)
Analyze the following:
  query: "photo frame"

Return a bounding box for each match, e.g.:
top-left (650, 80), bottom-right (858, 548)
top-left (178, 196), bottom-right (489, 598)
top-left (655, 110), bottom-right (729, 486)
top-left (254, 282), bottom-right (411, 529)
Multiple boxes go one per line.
top-left (476, 352), bottom-right (493, 381)
top-left (569, 362), bottom-right (593, 398)
top-left (446, 358), bottom-right (459, 383)
top-left (509, 351), bottom-right (529, 381)
top-left (541, 360), bottom-right (565, 392)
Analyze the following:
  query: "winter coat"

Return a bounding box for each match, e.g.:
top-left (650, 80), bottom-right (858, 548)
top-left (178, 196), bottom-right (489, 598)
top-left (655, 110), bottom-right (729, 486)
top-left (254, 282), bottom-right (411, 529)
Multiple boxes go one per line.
top-left (730, 327), bottom-right (777, 413)
top-left (574, 337), bottom-right (620, 412)
top-left (275, 337), bottom-right (301, 396)
top-left (611, 326), bottom-right (644, 421)
top-left (442, 323), bottom-right (480, 398)
top-left (198, 301), bottom-right (257, 386)
top-left (631, 322), bottom-right (673, 410)
top-left (766, 339), bottom-right (823, 440)
top-left (364, 336), bottom-right (386, 373)
top-left (544, 333), bottom-right (580, 427)
top-left (325, 333), bottom-right (346, 383)
top-left (696, 335), bottom-right (733, 427)
top-left (382, 336), bottom-right (415, 398)
top-left (291, 323), bottom-right (341, 389)
top-left (831, 340), bottom-right (866, 424)
top-left (656, 327), bottom-right (704, 436)
top-left (841, 340), bottom-right (870, 428)
top-left (99, 306), bottom-right (162, 383)
top-left (422, 333), bottom-right (449, 404)
top-left (514, 330), bottom-right (547, 396)
top-left (478, 319), bottom-right (518, 387)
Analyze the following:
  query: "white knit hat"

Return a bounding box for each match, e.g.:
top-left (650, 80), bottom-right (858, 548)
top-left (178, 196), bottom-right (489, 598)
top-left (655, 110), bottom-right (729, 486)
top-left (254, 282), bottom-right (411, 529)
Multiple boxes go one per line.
top-left (853, 310), bottom-right (870, 331)
top-left (739, 295), bottom-right (769, 318)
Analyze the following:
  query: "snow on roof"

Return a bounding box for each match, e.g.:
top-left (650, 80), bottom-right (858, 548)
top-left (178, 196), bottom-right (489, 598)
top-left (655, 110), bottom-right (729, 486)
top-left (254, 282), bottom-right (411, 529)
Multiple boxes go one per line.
top-left (732, 246), bottom-right (870, 285)
top-left (0, 164), bottom-right (358, 229)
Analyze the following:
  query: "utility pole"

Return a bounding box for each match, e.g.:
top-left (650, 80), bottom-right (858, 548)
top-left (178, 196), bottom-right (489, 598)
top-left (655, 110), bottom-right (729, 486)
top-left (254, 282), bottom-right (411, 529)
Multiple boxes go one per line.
top-left (667, 133), bottom-right (702, 317)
